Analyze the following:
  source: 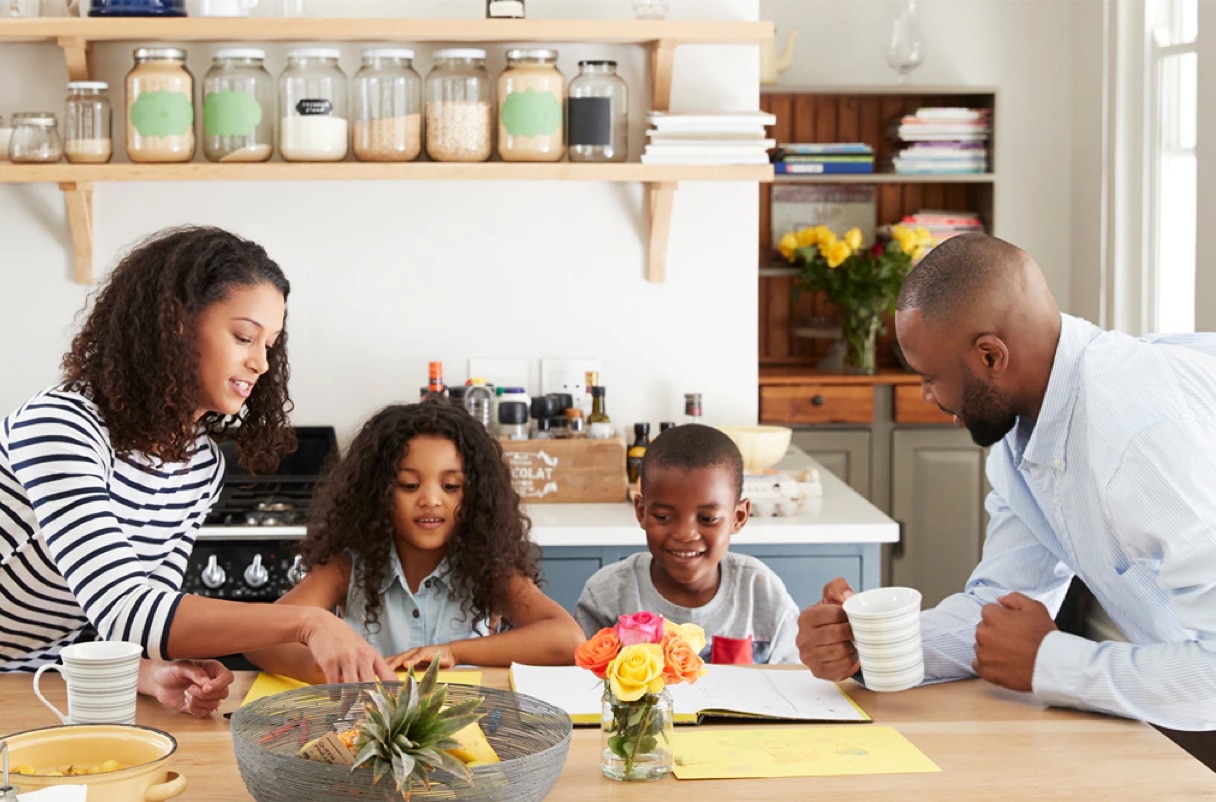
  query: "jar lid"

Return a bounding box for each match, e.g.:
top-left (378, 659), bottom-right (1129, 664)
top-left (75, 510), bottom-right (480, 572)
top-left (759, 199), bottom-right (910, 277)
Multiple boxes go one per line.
top-left (287, 47), bottom-right (341, 60)
top-left (506, 48), bottom-right (558, 62)
top-left (498, 401), bottom-right (528, 425)
top-left (213, 48), bottom-right (266, 61)
top-left (12, 112), bottom-right (57, 126)
top-left (433, 48), bottom-right (487, 60)
top-left (134, 47), bottom-right (186, 61)
top-left (363, 47), bottom-right (415, 61)
top-left (66, 81), bottom-right (109, 90)
top-left (578, 59), bottom-right (618, 67)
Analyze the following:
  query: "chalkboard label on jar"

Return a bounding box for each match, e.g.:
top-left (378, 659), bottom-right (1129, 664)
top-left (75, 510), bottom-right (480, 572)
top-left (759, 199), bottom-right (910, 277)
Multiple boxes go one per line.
top-left (568, 97), bottom-right (612, 146)
top-left (296, 98), bottom-right (334, 117)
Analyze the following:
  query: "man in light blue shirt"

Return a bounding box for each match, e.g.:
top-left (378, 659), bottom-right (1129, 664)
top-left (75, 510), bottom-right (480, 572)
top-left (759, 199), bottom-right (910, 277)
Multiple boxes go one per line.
top-left (796, 234), bottom-right (1216, 761)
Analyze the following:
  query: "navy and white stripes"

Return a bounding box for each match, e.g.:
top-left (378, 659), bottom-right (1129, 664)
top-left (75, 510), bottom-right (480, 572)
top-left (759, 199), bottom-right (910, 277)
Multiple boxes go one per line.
top-left (0, 387), bottom-right (223, 672)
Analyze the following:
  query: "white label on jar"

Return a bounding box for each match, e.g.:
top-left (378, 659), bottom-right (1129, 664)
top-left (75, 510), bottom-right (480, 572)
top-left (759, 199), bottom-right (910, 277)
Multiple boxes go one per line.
top-left (296, 98), bottom-right (334, 116)
top-left (588, 422), bottom-right (614, 440)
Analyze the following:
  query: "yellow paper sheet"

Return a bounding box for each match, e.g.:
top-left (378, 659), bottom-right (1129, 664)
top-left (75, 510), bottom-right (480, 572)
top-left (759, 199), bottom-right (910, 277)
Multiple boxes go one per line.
top-left (241, 670), bottom-right (484, 707)
top-left (671, 725), bottom-right (940, 779)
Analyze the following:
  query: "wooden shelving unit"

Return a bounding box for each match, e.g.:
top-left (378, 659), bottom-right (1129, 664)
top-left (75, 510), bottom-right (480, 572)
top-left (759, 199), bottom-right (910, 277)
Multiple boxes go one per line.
top-left (0, 17), bottom-right (774, 284)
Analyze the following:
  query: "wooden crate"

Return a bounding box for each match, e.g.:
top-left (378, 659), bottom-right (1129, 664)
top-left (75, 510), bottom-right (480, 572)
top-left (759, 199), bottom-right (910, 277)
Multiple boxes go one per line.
top-left (500, 437), bottom-right (627, 503)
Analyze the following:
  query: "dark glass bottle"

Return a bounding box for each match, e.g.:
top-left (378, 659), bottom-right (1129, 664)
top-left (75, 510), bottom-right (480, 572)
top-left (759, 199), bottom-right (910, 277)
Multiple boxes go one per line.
top-left (587, 386), bottom-right (613, 439)
top-left (627, 422), bottom-right (650, 483)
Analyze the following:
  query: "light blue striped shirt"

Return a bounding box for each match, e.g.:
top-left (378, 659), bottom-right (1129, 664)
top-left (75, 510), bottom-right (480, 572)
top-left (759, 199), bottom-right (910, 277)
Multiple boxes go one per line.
top-left (922, 313), bottom-right (1216, 730)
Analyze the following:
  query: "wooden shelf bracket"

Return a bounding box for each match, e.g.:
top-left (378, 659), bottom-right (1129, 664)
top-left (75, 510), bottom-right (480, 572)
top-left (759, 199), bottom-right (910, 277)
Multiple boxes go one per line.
top-left (646, 180), bottom-right (677, 283)
top-left (59, 181), bottom-right (94, 284)
top-left (57, 35), bottom-right (93, 81)
top-left (650, 39), bottom-right (677, 112)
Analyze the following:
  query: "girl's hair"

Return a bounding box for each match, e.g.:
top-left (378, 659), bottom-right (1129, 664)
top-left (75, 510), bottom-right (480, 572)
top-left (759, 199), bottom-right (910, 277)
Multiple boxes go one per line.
top-left (61, 225), bottom-right (295, 472)
top-left (301, 400), bottom-right (538, 634)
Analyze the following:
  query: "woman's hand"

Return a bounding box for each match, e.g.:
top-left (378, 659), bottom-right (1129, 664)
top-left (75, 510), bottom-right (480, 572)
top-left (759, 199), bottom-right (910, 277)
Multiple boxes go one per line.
top-left (138, 658), bottom-right (234, 718)
top-left (386, 644), bottom-right (457, 672)
top-left (303, 608), bottom-right (396, 683)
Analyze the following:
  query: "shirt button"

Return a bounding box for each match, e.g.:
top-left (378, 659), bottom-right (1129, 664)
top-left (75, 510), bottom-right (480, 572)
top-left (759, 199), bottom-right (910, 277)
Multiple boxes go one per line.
top-left (1052, 458), bottom-right (1062, 468)
top-left (424, 580), bottom-right (431, 589)
top-left (412, 609), bottom-right (420, 619)
top-left (1053, 498), bottom-right (1061, 508)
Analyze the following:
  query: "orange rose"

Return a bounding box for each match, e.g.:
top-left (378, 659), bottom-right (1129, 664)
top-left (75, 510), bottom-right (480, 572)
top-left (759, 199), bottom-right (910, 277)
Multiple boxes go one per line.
top-left (659, 631), bottom-right (704, 686)
top-left (575, 627), bottom-right (621, 679)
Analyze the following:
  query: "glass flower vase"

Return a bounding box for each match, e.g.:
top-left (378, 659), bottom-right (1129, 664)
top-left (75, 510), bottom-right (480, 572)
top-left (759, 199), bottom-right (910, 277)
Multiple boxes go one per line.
top-left (840, 305), bottom-right (882, 375)
top-left (600, 687), bottom-right (674, 782)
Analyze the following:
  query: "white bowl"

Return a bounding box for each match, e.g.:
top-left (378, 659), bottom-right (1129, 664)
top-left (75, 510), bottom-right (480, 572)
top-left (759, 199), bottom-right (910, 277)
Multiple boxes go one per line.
top-left (718, 425), bottom-right (793, 474)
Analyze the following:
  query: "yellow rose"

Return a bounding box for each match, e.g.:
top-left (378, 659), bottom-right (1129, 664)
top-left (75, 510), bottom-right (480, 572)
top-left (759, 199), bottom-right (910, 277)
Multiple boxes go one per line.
top-left (844, 227), bottom-right (863, 251)
top-left (912, 245), bottom-right (927, 262)
top-left (795, 227), bottom-right (818, 247)
top-left (813, 225), bottom-right (834, 242)
top-left (607, 643), bottom-right (665, 702)
top-left (778, 232), bottom-right (799, 262)
top-left (914, 226), bottom-right (934, 246)
top-left (663, 621), bottom-right (707, 655)
top-left (892, 224), bottom-right (916, 255)
top-left (817, 232), bottom-right (838, 258)
top-left (826, 240), bottom-right (852, 268)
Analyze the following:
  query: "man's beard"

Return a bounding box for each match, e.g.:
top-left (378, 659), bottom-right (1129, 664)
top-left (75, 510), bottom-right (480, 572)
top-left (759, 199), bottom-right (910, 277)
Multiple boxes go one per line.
top-left (958, 368), bottom-right (1018, 447)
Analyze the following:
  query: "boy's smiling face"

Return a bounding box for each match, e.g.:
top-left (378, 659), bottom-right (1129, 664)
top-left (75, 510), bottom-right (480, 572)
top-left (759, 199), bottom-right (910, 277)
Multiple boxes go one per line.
top-left (634, 463), bottom-right (750, 607)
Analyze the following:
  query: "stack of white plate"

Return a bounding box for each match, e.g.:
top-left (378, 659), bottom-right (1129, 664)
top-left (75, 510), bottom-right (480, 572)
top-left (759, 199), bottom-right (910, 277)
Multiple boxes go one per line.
top-left (842, 587), bottom-right (925, 693)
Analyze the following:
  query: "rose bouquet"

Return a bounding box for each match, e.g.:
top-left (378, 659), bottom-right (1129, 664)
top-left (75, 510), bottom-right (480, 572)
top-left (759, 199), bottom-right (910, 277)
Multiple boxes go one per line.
top-left (574, 612), bottom-right (706, 781)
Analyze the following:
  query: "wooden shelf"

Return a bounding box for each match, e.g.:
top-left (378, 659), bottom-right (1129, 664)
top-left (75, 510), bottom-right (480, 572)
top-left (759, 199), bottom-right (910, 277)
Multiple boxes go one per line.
top-left (774, 173), bottom-right (996, 184)
top-left (0, 17), bottom-right (773, 285)
top-left (759, 366), bottom-right (921, 387)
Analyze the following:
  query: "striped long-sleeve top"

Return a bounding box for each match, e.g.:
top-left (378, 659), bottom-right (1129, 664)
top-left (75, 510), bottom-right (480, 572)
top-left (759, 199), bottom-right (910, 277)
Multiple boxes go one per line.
top-left (0, 386), bottom-right (223, 671)
top-left (921, 314), bottom-right (1216, 731)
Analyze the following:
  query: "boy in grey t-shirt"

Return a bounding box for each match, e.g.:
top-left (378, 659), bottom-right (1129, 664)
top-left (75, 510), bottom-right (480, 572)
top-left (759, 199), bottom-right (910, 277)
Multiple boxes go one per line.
top-left (574, 425), bottom-right (800, 664)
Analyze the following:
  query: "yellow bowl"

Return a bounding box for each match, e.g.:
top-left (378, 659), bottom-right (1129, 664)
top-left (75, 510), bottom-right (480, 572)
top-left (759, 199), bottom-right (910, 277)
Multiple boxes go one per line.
top-left (2, 723), bottom-right (186, 802)
top-left (718, 425), bottom-right (793, 474)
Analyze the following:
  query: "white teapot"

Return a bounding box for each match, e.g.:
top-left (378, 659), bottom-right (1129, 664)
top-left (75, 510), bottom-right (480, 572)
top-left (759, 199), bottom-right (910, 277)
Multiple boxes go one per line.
top-left (760, 28), bottom-right (799, 85)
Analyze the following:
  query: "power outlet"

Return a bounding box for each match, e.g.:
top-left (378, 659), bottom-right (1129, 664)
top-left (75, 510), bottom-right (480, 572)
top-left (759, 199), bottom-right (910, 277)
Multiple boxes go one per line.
top-left (541, 358), bottom-right (602, 409)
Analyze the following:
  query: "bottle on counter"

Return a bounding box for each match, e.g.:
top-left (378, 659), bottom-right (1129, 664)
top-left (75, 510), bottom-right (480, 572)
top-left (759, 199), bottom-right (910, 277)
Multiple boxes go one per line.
top-left (447, 384), bottom-right (467, 407)
top-left (497, 401), bottom-right (529, 441)
top-left (531, 416), bottom-right (553, 440)
top-left (463, 378), bottom-right (494, 430)
top-left (627, 422), bottom-right (650, 483)
top-left (683, 393), bottom-right (703, 426)
top-left (587, 386), bottom-right (613, 439)
top-left (425, 360), bottom-right (446, 399)
top-left (659, 421), bottom-right (675, 434)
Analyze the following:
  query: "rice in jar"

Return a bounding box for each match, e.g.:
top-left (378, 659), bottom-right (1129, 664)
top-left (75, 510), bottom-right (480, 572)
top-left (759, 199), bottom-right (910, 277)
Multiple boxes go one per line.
top-left (497, 48), bottom-right (564, 162)
top-left (425, 49), bottom-right (493, 162)
top-left (126, 47), bottom-right (195, 163)
top-left (352, 48), bottom-right (422, 162)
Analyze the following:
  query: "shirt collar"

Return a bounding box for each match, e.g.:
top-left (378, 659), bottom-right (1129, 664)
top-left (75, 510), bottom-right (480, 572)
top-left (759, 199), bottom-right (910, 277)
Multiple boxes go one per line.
top-left (1020, 313), bottom-right (1102, 468)
top-left (378, 548), bottom-right (452, 595)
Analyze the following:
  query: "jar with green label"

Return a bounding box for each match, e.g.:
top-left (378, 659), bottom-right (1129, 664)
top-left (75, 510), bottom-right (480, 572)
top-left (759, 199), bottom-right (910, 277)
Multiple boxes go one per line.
top-left (497, 48), bottom-right (564, 162)
top-left (203, 48), bottom-right (274, 163)
top-left (126, 47), bottom-right (195, 163)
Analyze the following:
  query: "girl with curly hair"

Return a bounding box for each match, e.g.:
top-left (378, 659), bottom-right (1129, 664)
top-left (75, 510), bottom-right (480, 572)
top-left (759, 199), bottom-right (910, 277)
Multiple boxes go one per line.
top-left (246, 400), bottom-right (583, 681)
top-left (0, 226), bottom-right (393, 716)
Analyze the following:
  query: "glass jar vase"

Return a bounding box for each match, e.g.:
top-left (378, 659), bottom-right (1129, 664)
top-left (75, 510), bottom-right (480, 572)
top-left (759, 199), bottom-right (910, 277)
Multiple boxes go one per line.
top-left (567, 60), bottom-right (627, 162)
top-left (425, 48), bottom-right (493, 162)
top-left (352, 47), bottom-right (422, 162)
top-left (498, 48), bottom-right (564, 162)
top-left (203, 48), bottom-right (275, 163)
top-left (126, 48), bottom-right (194, 163)
top-left (279, 47), bottom-right (348, 162)
top-left (64, 81), bottom-right (112, 163)
top-left (9, 112), bottom-right (63, 163)
top-left (840, 302), bottom-right (883, 375)
top-left (600, 687), bottom-right (674, 782)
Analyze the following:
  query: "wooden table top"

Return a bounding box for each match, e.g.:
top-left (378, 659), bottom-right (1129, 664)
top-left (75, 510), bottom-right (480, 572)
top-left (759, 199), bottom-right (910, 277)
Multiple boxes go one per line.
top-left (3, 669), bottom-right (1213, 800)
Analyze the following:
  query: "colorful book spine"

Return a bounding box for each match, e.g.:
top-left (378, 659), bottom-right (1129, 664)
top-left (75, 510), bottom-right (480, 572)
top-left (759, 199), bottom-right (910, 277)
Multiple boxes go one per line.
top-left (774, 161), bottom-right (875, 175)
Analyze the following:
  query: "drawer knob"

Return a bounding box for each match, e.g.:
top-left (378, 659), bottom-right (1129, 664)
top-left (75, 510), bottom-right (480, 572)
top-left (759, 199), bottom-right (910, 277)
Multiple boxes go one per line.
top-left (811, 394), bottom-right (825, 406)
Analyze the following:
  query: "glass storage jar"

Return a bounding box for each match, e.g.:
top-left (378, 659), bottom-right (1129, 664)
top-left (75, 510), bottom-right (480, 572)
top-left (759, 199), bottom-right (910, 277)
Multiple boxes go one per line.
top-left (64, 81), bottom-right (112, 163)
top-left (567, 60), bottom-right (628, 162)
top-left (279, 47), bottom-right (348, 162)
top-left (352, 47), bottom-right (422, 162)
top-left (0, 116), bottom-right (11, 162)
top-left (203, 48), bottom-right (275, 163)
top-left (425, 48), bottom-right (493, 162)
top-left (498, 48), bottom-right (564, 162)
top-left (126, 47), bottom-right (194, 163)
top-left (9, 112), bottom-right (62, 163)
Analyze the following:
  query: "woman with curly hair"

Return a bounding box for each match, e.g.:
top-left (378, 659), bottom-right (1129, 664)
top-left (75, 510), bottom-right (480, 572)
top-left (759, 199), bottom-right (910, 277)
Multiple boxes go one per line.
top-left (246, 400), bottom-right (583, 680)
top-left (0, 226), bottom-right (393, 715)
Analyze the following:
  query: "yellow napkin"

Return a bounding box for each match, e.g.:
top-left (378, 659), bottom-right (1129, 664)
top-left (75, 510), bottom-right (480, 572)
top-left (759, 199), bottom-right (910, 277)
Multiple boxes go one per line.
top-left (241, 670), bottom-right (485, 707)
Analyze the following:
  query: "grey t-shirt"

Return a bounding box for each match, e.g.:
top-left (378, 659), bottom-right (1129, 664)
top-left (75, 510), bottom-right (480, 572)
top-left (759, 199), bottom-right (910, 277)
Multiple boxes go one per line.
top-left (574, 551), bottom-right (801, 665)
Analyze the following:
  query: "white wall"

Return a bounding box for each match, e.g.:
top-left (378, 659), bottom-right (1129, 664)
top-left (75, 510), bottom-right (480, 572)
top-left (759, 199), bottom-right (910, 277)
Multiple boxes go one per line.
top-left (761, 0), bottom-right (1105, 316)
top-left (0, 0), bottom-right (761, 444)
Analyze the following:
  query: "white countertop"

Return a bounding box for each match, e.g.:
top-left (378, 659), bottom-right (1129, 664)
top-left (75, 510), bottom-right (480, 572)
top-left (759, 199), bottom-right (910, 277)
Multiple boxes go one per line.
top-left (526, 447), bottom-right (897, 547)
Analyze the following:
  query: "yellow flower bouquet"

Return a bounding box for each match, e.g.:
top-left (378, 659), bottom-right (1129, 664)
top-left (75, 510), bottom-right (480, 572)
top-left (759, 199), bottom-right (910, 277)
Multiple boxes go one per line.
top-left (778, 223), bottom-right (934, 374)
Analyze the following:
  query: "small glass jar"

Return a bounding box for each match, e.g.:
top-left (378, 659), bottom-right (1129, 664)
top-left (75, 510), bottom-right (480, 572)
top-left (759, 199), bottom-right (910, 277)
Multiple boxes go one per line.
top-left (279, 48), bottom-right (348, 162)
top-left (568, 60), bottom-right (628, 162)
top-left (498, 48), bottom-right (564, 162)
top-left (0, 115), bottom-right (12, 163)
top-left (9, 113), bottom-right (63, 163)
top-left (126, 47), bottom-right (194, 163)
top-left (203, 48), bottom-right (275, 163)
top-left (425, 48), bottom-right (493, 162)
top-left (600, 687), bottom-right (674, 782)
top-left (352, 48), bottom-right (422, 162)
top-left (64, 81), bottom-right (113, 164)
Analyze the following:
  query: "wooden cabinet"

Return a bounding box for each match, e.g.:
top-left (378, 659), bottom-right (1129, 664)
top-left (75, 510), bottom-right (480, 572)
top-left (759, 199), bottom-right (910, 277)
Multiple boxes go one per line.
top-left (790, 429), bottom-right (872, 499)
top-left (760, 384), bottom-right (874, 424)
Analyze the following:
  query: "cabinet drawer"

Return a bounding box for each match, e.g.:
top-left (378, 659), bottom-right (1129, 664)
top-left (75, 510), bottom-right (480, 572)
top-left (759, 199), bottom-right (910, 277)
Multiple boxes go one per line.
top-left (893, 384), bottom-right (955, 424)
top-left (759, 385), bottom-right (874, 424)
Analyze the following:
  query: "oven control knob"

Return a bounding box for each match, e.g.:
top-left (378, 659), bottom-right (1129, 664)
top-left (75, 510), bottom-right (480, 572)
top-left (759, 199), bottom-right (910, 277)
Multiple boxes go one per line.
top-left (244, 554), bottom-right (269, 588)
top-left (201, 555), bottom-right (227, 589)
top-left (287, 555), bottom-right (307, 586)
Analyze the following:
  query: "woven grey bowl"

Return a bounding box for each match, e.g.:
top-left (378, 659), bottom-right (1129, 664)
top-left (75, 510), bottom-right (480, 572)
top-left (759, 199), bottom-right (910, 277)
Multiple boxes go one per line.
top-left (230, 683), bottom-right (571, 802)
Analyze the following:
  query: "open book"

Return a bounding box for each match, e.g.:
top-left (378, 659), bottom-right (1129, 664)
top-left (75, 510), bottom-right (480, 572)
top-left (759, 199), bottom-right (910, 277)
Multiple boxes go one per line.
top-left (508, 664), bottom-right (870, 726)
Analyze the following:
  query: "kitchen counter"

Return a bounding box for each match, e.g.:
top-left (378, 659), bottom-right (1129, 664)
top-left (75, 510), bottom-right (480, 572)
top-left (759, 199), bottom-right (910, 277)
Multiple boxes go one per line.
top-left (3, 670), bottom-right (1212, 801)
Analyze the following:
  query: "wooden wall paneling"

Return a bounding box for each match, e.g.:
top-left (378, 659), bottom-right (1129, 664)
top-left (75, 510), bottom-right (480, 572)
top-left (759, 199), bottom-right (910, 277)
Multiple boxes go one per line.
top-left (767, 275), bottom-right (793, 359)
top-left (860, 96), bottom-right (883, 154)
top-left (838, 95), bottom-right (860, 143)
top-left (792, 93), bottom-right (817, 144)
top-left (921, 183), bottom-right (943, 212)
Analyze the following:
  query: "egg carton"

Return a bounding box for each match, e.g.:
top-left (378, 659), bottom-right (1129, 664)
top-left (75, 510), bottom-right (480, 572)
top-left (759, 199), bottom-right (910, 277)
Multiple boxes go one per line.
top-left (743, 468), bottom-right (822, 517)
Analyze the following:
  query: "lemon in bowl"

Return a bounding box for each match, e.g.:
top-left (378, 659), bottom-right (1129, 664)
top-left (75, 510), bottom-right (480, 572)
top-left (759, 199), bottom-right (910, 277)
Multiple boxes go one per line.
top-left (718, 425), bottom-right (793, 475)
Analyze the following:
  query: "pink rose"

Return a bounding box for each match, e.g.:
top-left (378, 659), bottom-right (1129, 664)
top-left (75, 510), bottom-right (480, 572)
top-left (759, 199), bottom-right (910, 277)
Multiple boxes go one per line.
top-left (615, 611), bottom-right (665, 646)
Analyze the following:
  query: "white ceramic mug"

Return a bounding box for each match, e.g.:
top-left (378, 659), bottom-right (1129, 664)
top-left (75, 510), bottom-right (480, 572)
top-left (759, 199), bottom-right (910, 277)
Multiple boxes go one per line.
top-left (199, 0), bottom-right (257, 15)
top-left (33, 640), bottom-right (141, 724)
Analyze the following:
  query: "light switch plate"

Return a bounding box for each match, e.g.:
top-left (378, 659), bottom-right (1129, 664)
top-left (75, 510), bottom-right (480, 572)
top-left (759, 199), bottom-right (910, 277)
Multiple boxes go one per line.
top-left (541, 358), bottom-right (602, 408)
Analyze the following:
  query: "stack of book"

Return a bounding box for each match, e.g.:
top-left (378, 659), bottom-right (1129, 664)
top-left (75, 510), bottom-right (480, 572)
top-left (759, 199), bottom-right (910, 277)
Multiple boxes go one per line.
top-left (772, 142), bottom-right (874, 175)
top-left (889, 108), bottom-right (991, 174)
top-left (641, 111), bottom-right (776, 165)
top-left (900, 209), bottom-right (985, 241)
